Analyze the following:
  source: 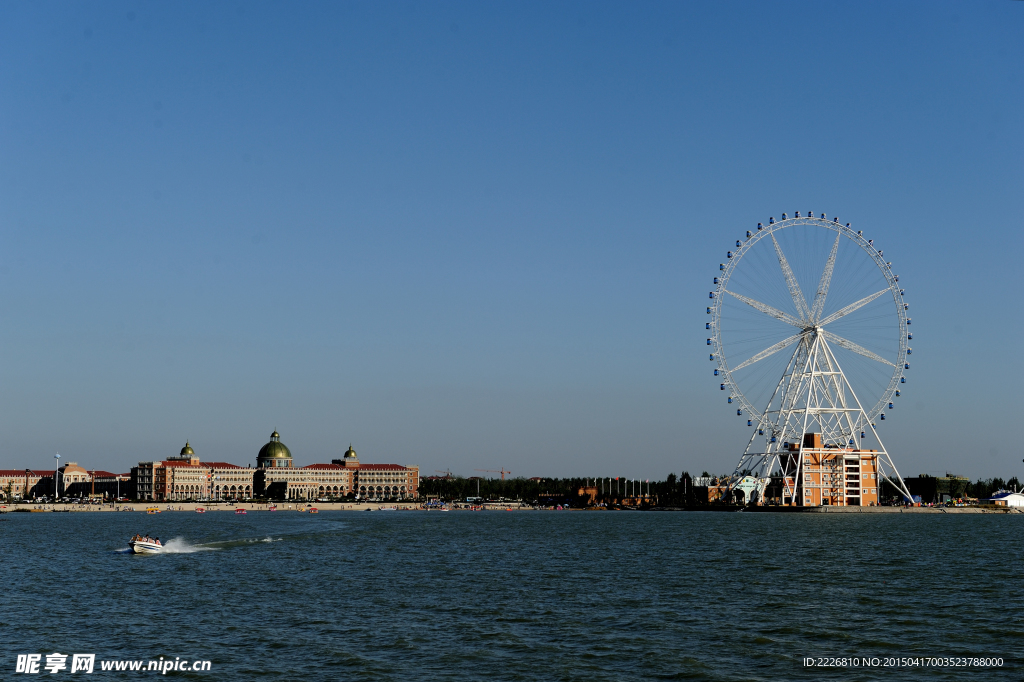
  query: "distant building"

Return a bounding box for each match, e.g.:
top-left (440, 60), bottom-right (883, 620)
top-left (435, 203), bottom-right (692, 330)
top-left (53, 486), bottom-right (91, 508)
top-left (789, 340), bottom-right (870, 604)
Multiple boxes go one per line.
top-left (350, 449), bottom-right (419, 500)
top-left (2, 466), bottom-right (128, 501)
top-left (56, 462), bottom-right (91, 497)
top-left (155, 443), bottom-right (209, 500)
top-left (0, 470), bottom-right (51, 500)
top-left (208, 462), bottom-right (255, 501)
top-left (131, 461), bottom-right (158, 501)
top-left (577, 486), bottom-right (597, 505)
top-left (90, 471), bottom-right (131, 499)
top-left (253, 435), bottom-right (418, 501)
top-left (131, 441), bottom-right (256, 502)
top-left (904, 474), bottom-right (969, 505)
top-left (723, 433), bottom-right (882, 507)
top-left (254, 432), bottom-right (355, 500)
top-left (8, 430), bottom-right (419, 503)
top-left (781, 434), bottom-right (881, 507)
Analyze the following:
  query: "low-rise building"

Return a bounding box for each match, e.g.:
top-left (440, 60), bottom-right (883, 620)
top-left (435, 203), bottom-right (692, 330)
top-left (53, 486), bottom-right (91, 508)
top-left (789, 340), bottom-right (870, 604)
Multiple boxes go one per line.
top-left (353, 462), bottom-right (418, 500)
top-left (208, 462), bottom-right (255, 501)
top-left (0, 470), bottom-right (51, 500)
top-left (132, 442), bottom-right (255, 501)
top-left (5, 431), bottom-right (419, 503)
top-left (160, 443), bottom-right (211, 500)
top-left (778, 434), bottom-right (880, 507)
top-left (252, 434), bottom-right (418, 501)
top-left (57, 462), bottom-right (91, 497)
top-left (91, 471), bottom-right (131, 499)
top-left (254, 431), bottom-right (315, 499)
top-left (337, 445), bottom-right (418, 500)
top-left (131, 461), bottom-right (158, 501)
top-left (904, 474), bottom-right (970, 505)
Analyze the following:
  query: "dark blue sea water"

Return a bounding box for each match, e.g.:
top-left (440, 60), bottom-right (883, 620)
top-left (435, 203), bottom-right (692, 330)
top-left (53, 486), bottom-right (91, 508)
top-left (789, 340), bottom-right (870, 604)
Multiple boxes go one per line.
top-left (1, 510), bottom-right (1021, 680)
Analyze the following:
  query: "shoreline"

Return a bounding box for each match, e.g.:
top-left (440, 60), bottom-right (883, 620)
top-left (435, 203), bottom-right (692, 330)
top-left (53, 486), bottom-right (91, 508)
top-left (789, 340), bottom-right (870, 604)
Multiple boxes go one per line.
top-left (3, 501), bottom-right (1021, 514)
top-left (652, 505), bottom-right (1023, 514)
top-left (0, 501), bottom-right (530, 513)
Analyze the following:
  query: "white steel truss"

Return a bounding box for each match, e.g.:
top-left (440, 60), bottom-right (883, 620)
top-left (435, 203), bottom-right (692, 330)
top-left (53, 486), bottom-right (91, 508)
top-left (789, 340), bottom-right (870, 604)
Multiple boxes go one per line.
top-left (728, 327), bottom-right (912, 505)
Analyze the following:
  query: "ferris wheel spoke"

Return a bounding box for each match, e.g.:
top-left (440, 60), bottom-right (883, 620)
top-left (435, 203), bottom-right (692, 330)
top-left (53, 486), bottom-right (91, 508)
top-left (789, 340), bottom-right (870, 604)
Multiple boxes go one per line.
top-left (818, 289), bottom-right (889, 327)
top-left (822, 330), bottom-right (895, 367)
top-left (770, 234), bottom-right (811, 321)
top-left (815, 288), bottom-right (888, 327)
top-left (724, 290), bottom-right (805, 328)
top-left (730, 333), bottom-right (803, 372)
top-left (810, 233), bottom-right (840, 323)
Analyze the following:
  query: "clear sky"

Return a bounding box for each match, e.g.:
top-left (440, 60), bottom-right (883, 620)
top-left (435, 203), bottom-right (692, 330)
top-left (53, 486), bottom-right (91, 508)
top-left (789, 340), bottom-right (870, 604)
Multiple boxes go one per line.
top-left (0, 1), bottom-right (1021, 480)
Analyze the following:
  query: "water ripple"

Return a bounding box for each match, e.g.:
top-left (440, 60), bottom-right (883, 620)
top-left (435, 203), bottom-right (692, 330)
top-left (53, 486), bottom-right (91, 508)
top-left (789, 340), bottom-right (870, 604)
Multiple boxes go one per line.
top-left (1, 511), bottom-right (1021, 680)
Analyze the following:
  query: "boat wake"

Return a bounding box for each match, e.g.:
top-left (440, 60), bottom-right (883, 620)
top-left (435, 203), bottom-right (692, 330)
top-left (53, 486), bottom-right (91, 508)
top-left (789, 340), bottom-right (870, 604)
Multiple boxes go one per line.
top-left (115, 536), bottom-right (282, 555)
top-left (160, 537), bottom-right (217, 554)
top-left (202, 536), bottom-right (282, 548)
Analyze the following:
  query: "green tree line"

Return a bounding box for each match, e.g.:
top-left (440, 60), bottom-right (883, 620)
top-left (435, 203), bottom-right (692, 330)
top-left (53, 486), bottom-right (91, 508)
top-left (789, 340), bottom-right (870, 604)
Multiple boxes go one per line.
top-left (420, 472), bottom-right (1024, 506)
top-left (419, 473), bottom-right (711, 506)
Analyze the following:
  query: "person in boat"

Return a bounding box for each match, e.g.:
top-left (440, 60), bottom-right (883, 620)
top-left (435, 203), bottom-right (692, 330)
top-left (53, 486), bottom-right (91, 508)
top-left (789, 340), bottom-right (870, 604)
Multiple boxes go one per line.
top-left (153, 537), bottom-right (161, 546)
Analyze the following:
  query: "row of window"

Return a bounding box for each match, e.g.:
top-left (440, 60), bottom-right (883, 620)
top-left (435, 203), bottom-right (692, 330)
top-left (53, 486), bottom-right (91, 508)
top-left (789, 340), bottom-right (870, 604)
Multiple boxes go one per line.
top-left (806, 488), bottom-right (878, 499)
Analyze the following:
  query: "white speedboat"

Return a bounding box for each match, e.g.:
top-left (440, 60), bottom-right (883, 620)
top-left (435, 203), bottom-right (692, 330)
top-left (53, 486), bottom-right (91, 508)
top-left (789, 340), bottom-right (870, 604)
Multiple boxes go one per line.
top-left (129, 538), bottom-right (163, 554)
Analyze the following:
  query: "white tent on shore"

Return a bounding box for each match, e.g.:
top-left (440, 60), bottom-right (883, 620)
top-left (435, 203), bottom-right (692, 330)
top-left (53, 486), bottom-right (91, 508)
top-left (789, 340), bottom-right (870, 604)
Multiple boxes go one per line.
top-left (985, 491), bottom-right (1024, 507)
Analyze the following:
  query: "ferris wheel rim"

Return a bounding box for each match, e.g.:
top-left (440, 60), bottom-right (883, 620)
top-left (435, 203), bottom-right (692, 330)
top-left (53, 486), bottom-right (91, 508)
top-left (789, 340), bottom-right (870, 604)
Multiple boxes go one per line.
top-left (709, 216), bottom-right (907, 427)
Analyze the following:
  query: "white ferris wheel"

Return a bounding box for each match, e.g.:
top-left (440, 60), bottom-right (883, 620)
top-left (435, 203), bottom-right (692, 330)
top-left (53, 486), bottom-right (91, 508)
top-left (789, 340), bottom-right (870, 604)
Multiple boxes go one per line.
top-left (708, 211), bottom-right (913, 504)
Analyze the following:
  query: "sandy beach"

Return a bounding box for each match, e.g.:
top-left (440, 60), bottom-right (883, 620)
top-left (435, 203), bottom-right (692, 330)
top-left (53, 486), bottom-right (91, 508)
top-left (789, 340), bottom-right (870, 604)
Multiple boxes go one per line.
top-left (0, 500), bottom-right (535, 513)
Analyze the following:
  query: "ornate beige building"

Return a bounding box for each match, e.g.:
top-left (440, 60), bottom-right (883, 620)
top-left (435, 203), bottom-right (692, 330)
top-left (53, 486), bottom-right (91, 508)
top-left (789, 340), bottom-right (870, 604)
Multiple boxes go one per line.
top-left (7, 432), bottom-right (419, 503)
top-left (0, 469), bottom-right (50, 500)
top-left (254, 431), bottom-right (356, 500)
top-left (1, 464), bottom-right (129, 500)
top-left (57, 462), bottom-right (90, 494)
top-left (132, 442), bottom-right (255, 501)
top-left (253, 433), bottom-right (418, 501)
top-left (352, 462), bottom-right (419, 500)
top-left (2, 463), bottom-right (98, 500)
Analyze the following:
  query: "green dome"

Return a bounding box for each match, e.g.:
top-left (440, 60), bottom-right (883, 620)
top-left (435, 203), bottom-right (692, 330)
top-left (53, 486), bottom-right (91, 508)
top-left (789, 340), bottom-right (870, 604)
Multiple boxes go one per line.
top-left (180, 441), bottom-right (195, 456)
top-left (258, 430), bottom-right (293, 467)
top-left (344, 444), bottom-right (357, 459)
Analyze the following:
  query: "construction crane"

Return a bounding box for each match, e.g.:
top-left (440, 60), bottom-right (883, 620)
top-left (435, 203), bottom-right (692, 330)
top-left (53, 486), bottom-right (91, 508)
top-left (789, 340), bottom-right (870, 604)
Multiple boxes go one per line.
top-left (475, 468), bottom-right (511, 480)
top-left (434, 469), bottom-right (454, 479)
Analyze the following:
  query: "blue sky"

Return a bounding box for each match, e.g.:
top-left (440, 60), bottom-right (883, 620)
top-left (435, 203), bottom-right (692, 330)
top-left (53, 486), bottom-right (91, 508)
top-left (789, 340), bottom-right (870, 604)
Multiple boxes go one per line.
top-left (0, 1), bottom-right (1021, 479)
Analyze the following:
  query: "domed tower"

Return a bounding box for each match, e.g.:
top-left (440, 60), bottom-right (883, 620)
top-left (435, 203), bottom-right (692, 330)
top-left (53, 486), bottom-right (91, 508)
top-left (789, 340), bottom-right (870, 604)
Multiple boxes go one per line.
top-left (171, 440), bottom-right (200, 465)
top-left (333, 444), bottom-right (360, 468)
top-left (257, 430), bottom-right (293, 469)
